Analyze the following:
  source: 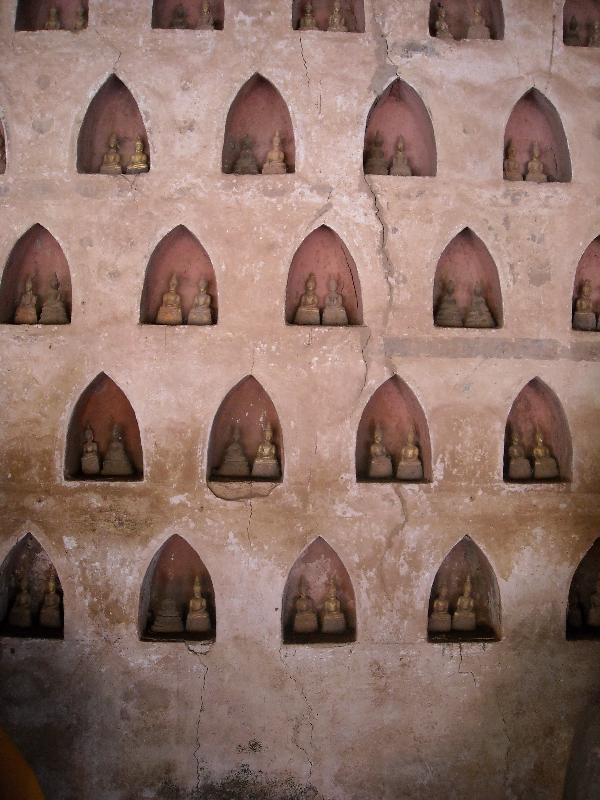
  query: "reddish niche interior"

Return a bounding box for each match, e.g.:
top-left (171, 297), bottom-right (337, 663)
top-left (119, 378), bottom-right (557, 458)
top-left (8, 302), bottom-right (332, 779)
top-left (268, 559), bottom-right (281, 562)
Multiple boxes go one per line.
top-left (355, 376), bottom-right (432, 482)
top-left (222, 74), bottom-right (295, 174)
top-left (0, 224), bottom-right (72, 325)
top-left (364, 79), bottom-right (437, 177)
top-left (151, 0), bottom-right (224, 29)
top-left (139, 535), bottom-right (216, 642)
top-left (207, 375), bottom-right (284, 480)
top-left (503, 89), bottom-right (571, 182)
top-left (15, 0), bottom-right (88, 31)
top-left (77, 75), bottom-right (149, 175)
top-left (573, 237), bottom-right (600, 318)
top-left (504, 378), bottom-right (572, 482)
top-left (285, 225), bottom-right (362, 325)
top-left (428, 0), bottom-right (504, 39)
top-left (428, 536), bottom-right (501, 642)
top-left (291, 0), bottom-right (365, 32)
top-left (140, 225), bottom-right (218, 324)
top-left (567, 538), bottom-right (600, 640)
top-left (563, 0), bottom-right (600, 45)
top-left (0, 120), bottom-right (6, 174)
top-left (282, 537), bottom-right (356, 644)
top-left (65, 372), bottom-right (144, 480)
top-left (433, 228), bottom-right (503, 326)
top-left (0, 533), bottom-right (63, 639)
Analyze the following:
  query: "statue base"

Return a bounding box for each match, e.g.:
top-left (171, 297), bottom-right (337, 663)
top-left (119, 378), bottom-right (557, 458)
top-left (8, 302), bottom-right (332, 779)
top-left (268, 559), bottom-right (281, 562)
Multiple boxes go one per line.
top-left (101, 459), bottom-right (134, 477)
top-left (294, 307), bottom-right (320, 325)
top-left (564, 34), bottom-right (581, 46)
top-left (40, 304), bottom-right (68, 324)
top-left (233, 159), bottom-right (259, 175)
top-left (534, 457), bottom-right (559, 480)
top-left (464, 311), bottom-right (495, 328)
top-left (467, 25), bottom-right (490, 39)
top-left (216, 460), bottom-right (250, 478)
top-left (40, 608), bottom-right (61, 628)
top-left (435, 311), bottom-right (463, 327)
top-left (262, 162), bottom-right (286, 175)
top-left (452, 611), bottom-right (476, 631)
top-left (508, 457), bottom-right (532, 481)
top-left (81, 454), bottom-right (101, 475)
top-left (321, 612), bottom-right (346, 634)
top-left (428, 611), bottom-right (451, 633)
top-left (368, 455), bottom-right (393, 479)
top-left (186, 613), bottom-right (211, 633)
top-left (156, 307), bottom-right (182, 325)
top-left (300, 21), bottom-right (318, 30)
top-left (8, 608), bottom-right (32, 628)
top-left (587, 608), bottom-right (600, 627)
top-left (504, 171), bottom-right (523, 181)
top-left (252, 459), bottom-right (280, 479)
top-left (322, 307), bottom-right (348, 326)
top-left (100, 164), bottom-right (122, 175)
top-left (397, 460), bottom-right (423, 481)
top-left (126, 164), bottom-right (149, 174)
top-left (327, 24), bottom-right (348, 32)
top-left (365, 160), bottom-right (388, 176)
top-left (526, 173), bottom-right (547, 183)
top-left (436, 31), bottom-right (454, 40)
top-left (152, 600), bottom-right (184, 634)
top-left (14, 307), bottom-right (37, 324)
top-left (390, 162), bottom-right (411, 177)
top-left (293, 611), bottom-right (318, 634)
top-left (573, 311), bottom-right (596, 331)
top-left (187, 308), bottom-right (212, 325)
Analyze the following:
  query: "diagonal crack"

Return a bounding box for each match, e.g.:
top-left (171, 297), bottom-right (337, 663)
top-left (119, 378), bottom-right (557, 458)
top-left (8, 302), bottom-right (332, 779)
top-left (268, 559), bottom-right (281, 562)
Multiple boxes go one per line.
top-left (457, 643), bottom-right (478, 689)
top-left (246, 499), bottom-right (253, 548)
top-left (278, 647), bottom-right (315, 779)
top-left (185, 642), bottom-right (211, 791)
top-left (362, 174), bottom-right (394, 328)
top-left (299, 32), bottom-right (311, 92)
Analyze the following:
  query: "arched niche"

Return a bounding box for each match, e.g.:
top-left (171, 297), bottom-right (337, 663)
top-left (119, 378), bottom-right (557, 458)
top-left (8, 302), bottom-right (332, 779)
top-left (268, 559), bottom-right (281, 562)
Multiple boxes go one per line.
top-left (77, 75), bottom-right (150, 175)
top-left (64, 372), bottom-right (144, 481)
top-left (139, 535), bottom-right (216, 642)
top-left (572, 236), bottom-right (600, 330)
top-left (567, 538), bottom-right (600, 640)
top-left (282, 537), bottom-right (356, 645)
top-left (504, 377), bottom-right (572, 483)
top-left (563, 0), bottom-right (600, 46)
top-left (433, 228), bottom-right (503, 328)
top-left (15, 0), bottom-right (88, 31)
top-left (363, 79), bottom-right (437, 177)
top-left (0, 533), bottom-right (64, 639)
top-left (151, 0), bottom-right (224, 29)
top-left (0, 727), bottom-right (45, 799)
top-left (0, 120), bottom-right (6, 174)
top-left (427, 535), bottom-right (501, 643)
top-left (0, 224), bottom-right (72, 325)
top-left (207, 375), bottom-right (284, 482)
top-left (355, 375), bottom-right (432, 483)
top-left (503, 89), bottom-right (571, 183)
top-left (222, 74), bottom-right (295, 174)
top-left (291, 0), bottom-right (365, 32)
top-left (428, 0), bottom-right (504, 39)
top-left (285, 225), bottom-right (362, 325)
top-left (140, 225), bottom-right (218, 325)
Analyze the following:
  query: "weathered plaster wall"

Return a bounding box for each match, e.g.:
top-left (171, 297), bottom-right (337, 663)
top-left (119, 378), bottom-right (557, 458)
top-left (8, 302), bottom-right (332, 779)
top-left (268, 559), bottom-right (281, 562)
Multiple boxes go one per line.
top-left (0, 1), bottom-right (599, 798)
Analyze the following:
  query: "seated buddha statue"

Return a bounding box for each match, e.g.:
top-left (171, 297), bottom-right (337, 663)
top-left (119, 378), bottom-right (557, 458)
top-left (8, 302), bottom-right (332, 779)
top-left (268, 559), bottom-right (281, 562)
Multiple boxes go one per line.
top-left (435, 6), bottom-right (453, 40)
top-left (252, 423), bottom-right (281, 479)
top-left (8, 575), bottom-right (32, 628)
top-left (452, 575), bottom-right (476, 632)
top-left (573, 278), bottom-right (596, 331)
top-left (73, 5), bottom-right (87, 31)
top-left (14, 276), bottom-right (38, 325)
top-left (467, 3), bottom-right (490, 39)
top-left (428, 585), bottom-right (451, 633)
top-left (321, 277), bottom-right (348, 326)
top-left (389, 136), bottom-right (412, 177)
top-left (292, 577), bottom-right (318, 634)
top-left (233, 135), bottom-right (259, 175)
top-left (187, 279), bottom-right (212, 325)
top-left (434, 279), bottom-right (463, 327)
top-left (300, 1), bottom-right (318, 30)
top-left (525, 142), bottom-right (547, 183)
top-left (327, 0), bottom-right (348, 32)
top-left (367, 425), bottom-right (393, 479)
top-left (364, 131), bottom-right (389, 175)
top-left (320, 576), bottom-right (346, 634)
top-left (464, 283), bottom-right (496, 328)
top-left (215, 426), bottom-right (250, 478)
top-left (45, 6), bottom-right (61, 30)
top-left (532, 431), bottom-right (559, 480)
top-left (590, 21), bottom-right (600, 47)
top-left (503, 140), bottom-right (522, 181)
top-left (198, 1), bottom-right (215, 30)
top-left (101, 423), bottom-right (134, 477)
top-left (587, 575), bottom-right (600, 627)
top-left (294, 273), bottom-right (321, 325)
top-left (156, 274), bottom-right (183, 325)
top-left (185, 576), bottom-right (211, 633)
top-left (39, 572), bottom-right (62, 629)
top-left (126, 136), bottom-right (149, 174)
top-left (507, 430), bottom-right (532, 480)
top-left (262, 130), bottom-right (287, 175)
top-left (40, 273), bottom-right (68, 325)
top-left (81, 424), bottom-right (101, 476)
top-left (151, 590), bottom-right (184, 634)
top-left (100, 133), bottom-right (122, 175)
top-left (171, 4), bottom-right (188, 28)
top-left (564, 15), bottom-right (581, 46)
top-left (397, 428), bottom-right (424, 481)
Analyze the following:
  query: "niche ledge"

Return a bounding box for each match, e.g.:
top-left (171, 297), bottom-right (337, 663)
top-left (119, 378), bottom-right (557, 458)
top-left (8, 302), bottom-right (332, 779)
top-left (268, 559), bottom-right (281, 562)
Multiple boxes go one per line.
top-left (428, 628), bottom-right (499, 644)
top-left (208, 479), bottom-right (281, 501)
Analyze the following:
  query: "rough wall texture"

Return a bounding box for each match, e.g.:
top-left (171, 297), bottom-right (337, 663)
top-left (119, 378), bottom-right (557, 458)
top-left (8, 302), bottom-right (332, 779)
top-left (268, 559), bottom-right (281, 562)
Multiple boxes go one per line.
top-left (0, 1), bottom-right (600, 798)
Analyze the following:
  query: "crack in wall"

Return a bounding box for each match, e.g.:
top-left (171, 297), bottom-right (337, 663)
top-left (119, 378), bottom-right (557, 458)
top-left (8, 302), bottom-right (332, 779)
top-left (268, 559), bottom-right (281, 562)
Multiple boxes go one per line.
top-left (545, 12), bottom-right (557, 90)
top-left (277, 647), bottom-right (315, 780)
top-left (494, 690), bottom-right (513, 798)
top-left (298, 32), bottom-right (312, 94)
top-left (93, 29), bottom-right (122, 74)
top-left (185, 642), bottom-right (211, 792)
top-left (246, 499), bottom-right (253, 548)
top-left (362, 174), bottom-right (394, 329)
top-left (457, 643), bottom-right (478, 689)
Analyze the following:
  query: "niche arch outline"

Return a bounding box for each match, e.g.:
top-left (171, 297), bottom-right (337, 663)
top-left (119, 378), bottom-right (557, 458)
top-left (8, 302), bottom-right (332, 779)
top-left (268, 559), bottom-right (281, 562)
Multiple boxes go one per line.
top-left (571, 234), bottom-right (600, 331)
top-left (565, 536), bottom-right (600, 640)
top-left (428, 0), bottom-right (505, 40)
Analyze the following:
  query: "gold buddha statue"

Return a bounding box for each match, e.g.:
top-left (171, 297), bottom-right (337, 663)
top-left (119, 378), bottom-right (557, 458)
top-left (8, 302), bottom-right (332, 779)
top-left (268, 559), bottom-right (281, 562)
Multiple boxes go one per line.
top-left (503, 140), bottom-right (522, 181)
top-left (507, 430), bottom-right (532, 480)
top-left (321, 276), bottom-right (348, 326)
top-left (428, 585), bottom-right (451, 633)
top-left (14, 275), bottom-right (38, 324)
top-left (327, 0), bottom-right (347, 32)
top-left (73, 4), bottom-right (87, 31)
top-left (45, 6), bottom-right (61, 30)
top-left (155, 274), bottom-right (183, 325)
top-left (81, 424), bottom-right (101, 476)
top-left (587, 574), bottom-right (600, 627)
top-left (435, 279), bottom-right (463, 327)
top-left (40, 273), bottom-right (68, 324)
top-left (215, 425), bottom-right (250, 478)
top-left (100, 133), bottom-right (122, 175)
top-left (39, 572), bottom-right (61, 629)
top-left (126, 136), bottom-right (149, 174)
top-left (367, 424), bottom-right (393, 479)
top-left (525, 142), bottom-right (547, 183)
top-left (397, 428), bottom-right (423, 481)
top-left (292, 576), bottom-right (318, 634)
top-left (101, 423), bottom-right (134, 477)
top-left (590, 21), bottom-right (600, 47)
top-left (299, 1), bottom-right (318, 30)
top-left (452, 575), bottom-right (476, 632)
top-left (294, 273), bottom-right (321, 325)
top-left (532, 430), bottom-right (559, 480)
top-left (464, 283), bottom-right (495, 328)
top-left (187, 279), bottom-right (212, 325)
top-left (185, 576), bottom-right (211, 633)
top-left (435, 6), bottom-right (453, 40)
top-left (252, 422), bottom-right (281, 479)
top-left (364, 131), bottom-right (388, 175)
top-left (8, 575), bottom-right (32, 628)
top-left (171, 3), bottom-right (188, 28)
top-left (320, 576), bottom-right (346, 633)
top-left (198, 1), bottom-right (214, 30)
top-left (233, 135), bottom-right (259, 175)
top-left (262, 130), bottom-right (287, 175)
top-left (564, 15), bottom-right (581, 46)
top-left (467, 3), bottom-right (490, 39)
top-left (573, 278), bottom-right (596, 331)
top-left (389, 136), bottom-right (412, 177)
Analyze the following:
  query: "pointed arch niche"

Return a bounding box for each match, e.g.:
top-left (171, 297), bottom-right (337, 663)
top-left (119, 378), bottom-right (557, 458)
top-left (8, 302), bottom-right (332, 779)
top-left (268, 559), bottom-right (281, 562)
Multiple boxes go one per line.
top-left (567, 539), bottom-right (600, 640)
top-left (572, 236), bottom-right (600, 331)
top-left (152, 0), bottom-right (224, 29)
top-left (139, 535), bottom-right (215, 642)
top-left (0, 119), bottom-right (6, 174)
top-left (504, 378), bottom-right (572, 483)
top-left (428, 0), bottom-right (504, 40)
top-left (363, 79), bottom-right (437, 177)
top-left (65, 372), bottom-right (143, 481)
top-left (428, 536), bottom-right (500, 643)
top-left (503, 89), bottom-right (571, 183)
top-left (356, 376), bottom-right (432, 483)
top-left (282, 537), bottom-right (356, 645)
top-left (285, 225), bottom-right (362, 326)
top-left (433, 228), bottom-right (502, 328)
top-left (77, 75), bottom-right (149, 175)
top-left (140, 225), bottom-right (218, 325)
top-left (0, 533), bottom-right (64, 639)
top-left (15, 0), bottom-right (88, 31)
top-left (563, 0), bottom-right (600, 46)
top-left (0, 224), bottom-right (72, 325)
top-left (291, 0), bottom-right (365, 32)
top-left (222, 74), bottom-right (295, 174)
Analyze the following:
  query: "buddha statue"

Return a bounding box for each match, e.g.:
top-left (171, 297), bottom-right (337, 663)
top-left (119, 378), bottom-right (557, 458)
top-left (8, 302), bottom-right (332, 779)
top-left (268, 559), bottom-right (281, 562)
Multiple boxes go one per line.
top-left (320, 576), bottom-right (346, 634)
top-left (428, 585), bottom-right (451, 633)
top-left (292, 576), bottom-right (318, 634)
top-left (364, 131), bottom-right (389, 176)
top-left (464, 283), bottom-right (496, 328)
top-left (587, 575), bottom-right (600, 627)
top-left (126, 136), bottom-right (149, 174)
top-left (215, 426), bottom-right (250, 478)
top-left (299, 1), bottom-right (318, 30)
top-left (573, 279), bottom-right (596, 331)
top-left (532, 430), bottom-right (559, 480)
top-left (525, 142), bottom-right (547, 183)
top-left (100, 133), bottom-right (122, 175)
top-left (151, 585), bottom-right (184, 634)
top-left (503, 140), bottom-right (522, 181)
top-left (40, 273), bottom-right (68, 325)
top-left (187, 279), bottom-right (212, 325)
top-left (155, 274), bottom-right (183, 325)
top-left (434, 279), bottom-right (463, 327)
top-left (321, 277), bottom-right (348, 326)
top-left (507, 430), bottom-right (532, 480)
top-left (567, 593), bottom-right (583, 630)
top-left (452, 575), bottom-right (476, 632)
top-left (367, 425), bottom-right (393, 479)
top-left (293, 273), bottom-right (321, 325)
top-left (397, 428), bottom-right (424, 481)
top-left (45, 6), bottom-right (61, 30)
top-left (564, 15), bottom-right (581, 46)
top-left (14, 276), bottom-right (38, 325)
top-left (389, 136), bottom-right (412, 177)
top-left (81, 424), bottom-right (101, 476)
top-left (198, 1), bottom-right (215, 30)
top-left (8, 575), bottom-right (32, 628)
top-left (73, 4), bottom-right (87, 31)
top-left (39, 572), bottom-right (61, 629)
top-left (262, 130), bottom-right (287, 175)
top-left (590, 21), bottom-right (600, 47)
top-left (251, 422), bottom-right (281, 479)
top-left (435, 6), bottom-right (453, 40)
top-left (171, 3), bottom-right (188, 28)
top-left (327, 0), bottom-right (347, 32)
top-left (467, 3), bottom-right (490, 39)
top-left (233, 135), bottom-right (259, 175)
top-left (185, 576), bottom-right (211, 633)
top-left (101, 423), bottom-right (134, 477)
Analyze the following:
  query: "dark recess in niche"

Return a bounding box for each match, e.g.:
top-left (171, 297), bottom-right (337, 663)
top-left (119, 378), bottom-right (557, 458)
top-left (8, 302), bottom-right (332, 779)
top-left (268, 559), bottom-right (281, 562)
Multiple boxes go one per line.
top-left (428, 0), bottom-right (504, 40)
top-left (567, 538), bottom-right (600, 640)
top-left (151, 0), bottom-right (224, 30)
top-left (563, 0), bottom-right (600, 46)
top-left (572, 236), bottom-right (600, 331)
top-left (15, 0), bottom-right (89, 31)
top-left (291, 0), bottom-right (365, 32)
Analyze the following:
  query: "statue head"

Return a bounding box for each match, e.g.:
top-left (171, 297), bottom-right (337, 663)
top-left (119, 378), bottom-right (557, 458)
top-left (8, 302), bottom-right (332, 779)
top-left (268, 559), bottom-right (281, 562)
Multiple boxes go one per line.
top-left (169, 274), bottom-right (178, 292)
top-left (49, 6), bottom-right (59, 21)
top-left (374, 424), bottom-right (383, 443)
top-left (84, 424), bottom-right (94, 442)
top-left (396, 136), bottom-right (405, 152)
top-left (193, 576), bottom-right (202, 597)
top-left (581, 279), bottom-right (592, 298)
top-left (25, 276), bottom-right (33, 293)
top-left (202, 0), bottom-right (211, 12)
top-left (108, 132), bottom-right (118, 149)
top-left (273, 130), bottom-right (281, 147)
top-left (198, 278), bottom-right (208, 292)
top-left (535, 430), bottom-right (544, 446)
top-left (463, 575), bottom-right (472, 597)
top-left (532, 141), bottom-right (541, 159)
top-left (112, 423), bottom-right (122, 441)
top-left (298, 575), bottom-right (307, 597)
top-left (445, 279), bottom-right (455, 296)
top-left (334, 0), bottom-right (342, 11)
top-left (473, 282), bottom-right (483, 297)
top-left (48, 572), bottom-right (56, 594)
top-left (305, 1), bottom-right (314, 12)
top-left (232, 425), bottom-right (241, 443)
top-left (511, 430), bottom-right (520, 445)
top-left (407, 428), bottom-right (416, 445)
top-left (439, 6), bottom-right (447, 20)
top-left (240, 134), bottom-right (253, 151)
top-left (569, 15), bottom-right (578, 31)
top-left (328, 276), bottom-right (339, 292)
top-left (439, 584), bottom-right (448, 599)
top-left (135, 136), bottom-right (144, 153)
top-left (50, 272), bottom-right (59, 290)
top-left (327, 575), bottom-right (337, 598)
top-left (263, 422), bottom-right (273, 443)
top-left (306, 273), bottom-right (317, 291)
top-left (373, 130), bottom-right (384, 148)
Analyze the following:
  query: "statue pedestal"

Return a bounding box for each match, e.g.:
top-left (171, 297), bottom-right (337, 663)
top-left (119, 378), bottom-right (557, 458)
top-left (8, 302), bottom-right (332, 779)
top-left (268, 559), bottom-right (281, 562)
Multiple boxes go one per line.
top-left (534, 457), bottom-right (559, 480)
top-left (101, 457), bottom-right (133, 477)
top-left (100, 163), bottom-right (122, 175)
top-left (368, 455), bottom-right (393, 479)
top-left (156, 306), bottom-right (182, 325)
top-left (293, 611), bottom-right (318, 634)
top-left (234, 157), bottom-right (259, 175)
top-left (464, 308), bottom-right (495, 328)
top-left (188, 307), bottom-right (212, 325)
top-left (126, 164), bottom-right (149, 175)
top-left (186, 612), bottom-right (211, 633)
top-left (504, 169), bottom-right (522, 181)
top-left (526, 172), bottom-right (547, 183)
top-left (452, 611), bottom-right (476, 631)
top-left (321, 612), bottom-right (346, 634)
top-left (365, 158), bottom-right (388, 175)
top-left (428, 611), bottom-right (451, 633)
top-left (8, 607), bottom-right (32, 628)
top-left (40, 606), bottom-right (61, 628)
top-left (587, 607), bottom-right (600, 627)
top-left (216, 460), bottom-right (250, 478)
top-left (390, 160), bottom-right (411, 177)
top-left (151, 600), bottom-right (184, 634)
top-left (82, 453), bottom-right (100, 475)
top-left (14, 307), bottom-right (37, 324)
top-left (294, 307), bottom-right (320, 325)
top-left (467, 24), bottom-right (490, 39)
top-left (573, 311), bottom-right (596, 331)
top-left (397, 461), bottom-right (423, 481)
top-left (252, 459), bottom-right (280, 479)
top-left (262, 162), bottom-right (286, 175)
top-left (40, 303), bottom-right (68, 325)
top-left (322, 307), bottom-right (348, 326)
top-left (508, 457), bottom-right (532, 481)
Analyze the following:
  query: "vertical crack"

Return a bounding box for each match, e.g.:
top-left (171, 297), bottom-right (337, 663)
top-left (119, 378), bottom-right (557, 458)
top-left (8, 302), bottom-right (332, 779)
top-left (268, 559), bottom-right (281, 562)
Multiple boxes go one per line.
top-left (185, 643), bottom-right (211, 791)
top-left (246, 499), bottom-right (253, 548)
top-left (457, 643), bottom-right (478, 689)
top-left (362, 174), bottom-right (394, 328)
top-left (278, 647), bottom-right (315, 779)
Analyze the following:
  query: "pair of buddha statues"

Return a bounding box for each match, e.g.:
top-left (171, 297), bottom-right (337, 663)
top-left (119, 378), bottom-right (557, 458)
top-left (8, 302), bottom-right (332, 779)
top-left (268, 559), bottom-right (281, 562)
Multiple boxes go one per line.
top-left (151, 575), bottom-right (212, 635)
top-left (171, 1), bottom-right (215, 30)
top-left (507, 429), bottom-right (559, 481)
top-left (435, 3), bottom-right (491, 40)
top-left (299, 1), bottom-right (349, 32)
top-left (365, 134), bottom-right (412, 177)
top-left (7, 571), bottom-right (62, 630)
top-left (428, 576), bottom-right (477, 634)
top-left (294, 274), bottom-right (349, 326)
top-left (233, 131), bottom-right (288, 175)
top-left (564, 16), bottom-right (600, 47)
top-left (293, 576), bottom-right (347, 635)
top-left (568, 575), bottom-right (600, 631)
top-left (100, 133), bottom-right (149, 175)
top-left (14, 273), bottom-right (69, 325)
top-left (504, 141), bottom-right (548, 183)
top-left (435, 280), bottom-right (496, 328)
top-left (81, 423), bottom-right (135, 477)
top-left (368, 425), bottom-right (424, 481)
top-left (573, 279), bottom-right (600, 331)
top-left (155, 274), bottom-right (213, 325)
top-left (44, 5), bottom-right (87, 31)
top-left (215, 423), bottom-right (281, 480)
